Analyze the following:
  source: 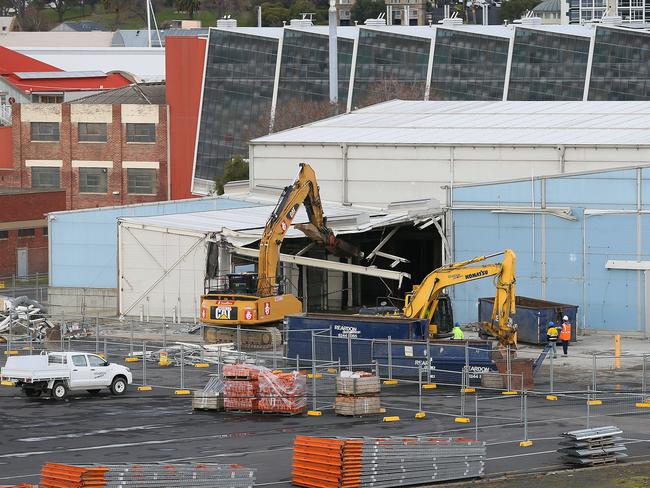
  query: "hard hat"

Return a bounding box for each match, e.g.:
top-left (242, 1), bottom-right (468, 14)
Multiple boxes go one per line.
top-left (549, 321), bottom-right (555, 326)
top-left (454, 322), bottom-right (460, 327)
top-left (563, 315), bottom-right (569, 321)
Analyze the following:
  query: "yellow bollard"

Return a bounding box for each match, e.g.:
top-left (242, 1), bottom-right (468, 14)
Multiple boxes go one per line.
top-left (615, 335), bottom-right (621, 369)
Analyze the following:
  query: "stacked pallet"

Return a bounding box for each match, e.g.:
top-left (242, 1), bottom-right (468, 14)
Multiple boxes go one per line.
top-left (223, 365), bottom-right (259, 411)
top-left (292, 436), bottom-right (486, 488)
top-left (39, 463), bottom-right (256, 488)
top-left (335, 372), bottom-right (381, 416)
top-left (559, 426), bottom-right (628, 466)
top-left (259, 371), bottom-right (307, 415)
top-left (222, 364), bottom-right (306, 414)
top-left (193, 374), bottom-right (225, 411)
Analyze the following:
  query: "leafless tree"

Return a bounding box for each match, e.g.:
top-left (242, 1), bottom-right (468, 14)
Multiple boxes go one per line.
top-left (354, 78), bottom-right (426, 110)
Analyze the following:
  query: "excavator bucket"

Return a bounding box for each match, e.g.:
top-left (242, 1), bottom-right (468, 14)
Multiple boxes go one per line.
top-left (295, 223), bottom-right (363, 258)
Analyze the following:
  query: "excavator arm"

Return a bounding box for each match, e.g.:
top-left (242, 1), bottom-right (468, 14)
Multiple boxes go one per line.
top-left (403, 250), bottom-right (517, 348)
top-left (257, 163), bottom-right (361, 297)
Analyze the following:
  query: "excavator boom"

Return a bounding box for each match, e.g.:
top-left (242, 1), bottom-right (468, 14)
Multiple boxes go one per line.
top-left (403, 249), bottom-right (517, 348)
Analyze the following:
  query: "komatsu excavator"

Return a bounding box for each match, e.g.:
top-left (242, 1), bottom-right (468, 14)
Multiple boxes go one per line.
top-left (401, 249), bottom-right (518, 348)
top-left (200, 163), bottom-right (361, 348)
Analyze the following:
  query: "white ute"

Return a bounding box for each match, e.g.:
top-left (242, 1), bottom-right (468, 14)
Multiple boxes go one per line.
top-left (1, 352), bottom-right (133, 400)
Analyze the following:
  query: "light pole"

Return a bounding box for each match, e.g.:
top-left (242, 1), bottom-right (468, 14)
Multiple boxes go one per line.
top-left (329, 0), bottom-right (339, 107)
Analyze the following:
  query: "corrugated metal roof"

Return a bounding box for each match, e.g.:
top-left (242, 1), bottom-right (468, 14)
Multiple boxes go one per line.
top-left (253, 100), bottom-right (650, 146)
top-left (70, 82), bottom-right (165, 104)
top-left (15, 70), bottom-right (106, 79)
top-left (119, 197), bottom-right (442, 239)
top-left (533, 0), bottom-right (561, 13)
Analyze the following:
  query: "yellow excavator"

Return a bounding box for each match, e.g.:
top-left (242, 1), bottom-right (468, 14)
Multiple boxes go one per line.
top-left (200, 163), bottom-right (361, 348)
top-left (372, 250), bottom-right (517, 348)
top-left (406, 249), bottom-right (517, 348)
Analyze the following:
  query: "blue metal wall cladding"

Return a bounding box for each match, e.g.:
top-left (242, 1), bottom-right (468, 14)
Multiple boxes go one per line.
top-left (452, 168), bottom-right (650, 332)
top-left (478, 296), bottom-right (578, 345)
top-left (285, 314), bottom-right (495, 385)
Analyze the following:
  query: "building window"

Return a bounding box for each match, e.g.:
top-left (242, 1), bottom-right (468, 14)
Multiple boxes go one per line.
top-left (127, 168), bottom-right (156, 195)
top-left (31, 122), bottom-right (60, 142)
top-left (0, 230), bottom-right (8, 239)
top-left (18, 228), bottom-right (35, 238)
top-left (78, 123), bottom-right (108, 142)
top-left (42, 227), bottom-right (48, 236)
top-left (126, 123), bottom-right (156, 143)
top-left (31, 166), bottom-right (60, 189)
top-left (33, 94), bottom-right (63, 103)
top-left (79, 167), bottom-right (108, 193)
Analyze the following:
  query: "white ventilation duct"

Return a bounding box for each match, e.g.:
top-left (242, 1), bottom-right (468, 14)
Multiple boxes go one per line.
top-left (290, 18), bottom-right (314, 27)
top-left (365, 12), bottom-right (387, 26)
top-left (216, 17), bottom-right (237, 28)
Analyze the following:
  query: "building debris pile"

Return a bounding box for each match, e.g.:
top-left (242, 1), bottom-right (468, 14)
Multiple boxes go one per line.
top-left (222, 364), bottom-right (307, 415)
top-left (38, 462), bottom-right (256, 488)
top-left (335, 371), bottom-right (381, 417)
top-left (136, 342), bottom-right (252, 366)
top-left (559, 426), bottom-right (628, 466)
top-left (292, 436), bottom-right (486, 488)
top-left (0, 296), bottom-right (55, 343)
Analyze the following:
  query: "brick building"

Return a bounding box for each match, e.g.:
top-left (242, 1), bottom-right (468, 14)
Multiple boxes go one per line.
top-left (0, 84), bottom-right (169, 275)
top-left (0, 189), bottom-right (66, 276)
top-left (3, 84), bottom-right (168, 210)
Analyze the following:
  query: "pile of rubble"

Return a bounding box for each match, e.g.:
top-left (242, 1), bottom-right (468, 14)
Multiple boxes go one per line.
top-left (0, 295), bottom-right (54, 343)
top-left (0, 296), bottom-right (90, 344)
top-left (136, 342), bottom-right (252, 366)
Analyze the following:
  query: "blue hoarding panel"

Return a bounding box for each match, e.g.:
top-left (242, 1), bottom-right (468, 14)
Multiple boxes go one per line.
top-left (50, 197), bottom-right (257, 289)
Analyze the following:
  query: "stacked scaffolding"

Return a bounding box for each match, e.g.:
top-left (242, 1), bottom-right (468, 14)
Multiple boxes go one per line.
top-left (39, 463), bottom-right (256, 487)
top-left (559, 426), bottom-right (628, 466)
top-left (292, 436), bottom-right (486, 488)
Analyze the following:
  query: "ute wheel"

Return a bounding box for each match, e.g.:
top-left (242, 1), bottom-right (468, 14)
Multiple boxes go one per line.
top-left (51, 381), bottom-right (67, 401)
top-left (110, 377), bottom-right (127, 396)
top-left (23, 388), bottom-right (41, 398)
top-left (87, 389), bottom-right (101, 395)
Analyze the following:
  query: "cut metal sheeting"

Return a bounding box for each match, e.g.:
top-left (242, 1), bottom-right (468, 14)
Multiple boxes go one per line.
top-left (559, 426), bottom-right (627, 466)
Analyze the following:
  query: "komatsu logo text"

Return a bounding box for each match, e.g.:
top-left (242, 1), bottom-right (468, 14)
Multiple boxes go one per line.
top-left (465, 270), bottom-right (489, 279)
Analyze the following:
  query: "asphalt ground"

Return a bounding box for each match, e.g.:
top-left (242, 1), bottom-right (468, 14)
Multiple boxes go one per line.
top-left (1, 346), bottom-right (650, 487)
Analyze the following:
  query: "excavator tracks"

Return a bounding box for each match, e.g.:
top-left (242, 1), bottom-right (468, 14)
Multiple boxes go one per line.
top-left (203, 325), bottom-right (283, 351)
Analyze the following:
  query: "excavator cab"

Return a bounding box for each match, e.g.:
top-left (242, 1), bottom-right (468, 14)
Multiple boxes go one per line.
top-left (404, 291), bottom-right (454, 338)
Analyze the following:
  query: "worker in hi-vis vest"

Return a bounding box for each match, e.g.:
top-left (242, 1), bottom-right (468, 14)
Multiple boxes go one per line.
top-left (559, 315), bottom-right (572, 356)
top-left (452, 323), bottom-right (465, 340)
top-left (546, 321), bottom-right (559, 359)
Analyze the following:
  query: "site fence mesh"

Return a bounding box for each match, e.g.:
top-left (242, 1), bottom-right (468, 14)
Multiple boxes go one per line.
top-left (1, 317), bottom-right (649, 449)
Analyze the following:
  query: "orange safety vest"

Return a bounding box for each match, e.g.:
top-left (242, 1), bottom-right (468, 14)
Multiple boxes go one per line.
top-left (559, 323), bottom-right (571, 341)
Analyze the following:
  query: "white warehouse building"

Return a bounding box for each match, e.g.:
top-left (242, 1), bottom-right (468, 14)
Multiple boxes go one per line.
top-left (249, 100), bottom-right (650, 207)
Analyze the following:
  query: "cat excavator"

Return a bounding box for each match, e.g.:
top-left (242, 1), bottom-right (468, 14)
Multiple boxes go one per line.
top-left (402, 249), bottom-right (518, 348)
top-left (200, 163), bottom-right (362, 348)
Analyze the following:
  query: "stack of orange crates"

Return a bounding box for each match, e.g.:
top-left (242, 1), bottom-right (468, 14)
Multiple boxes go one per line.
top-left (40, 463), bottom-right (109, 487)
top-left (259, 371), bottom-right (306, 415)
top-left (223, 365), bottom-right (259, 411)
top-left (292, 436), bottom-right (363, 488)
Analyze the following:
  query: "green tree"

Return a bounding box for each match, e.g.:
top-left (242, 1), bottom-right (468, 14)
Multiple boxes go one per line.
top-left (176, 0), bottom-right (200, 18)
top-left (102, 0), bottom-right (133, 28)
top-left (260, 1), bottom-right (289, 25)
top-left (350, 0), bottom-right (386, 23)
top-left (499, 0), bottom-right (541, 21)
top-left (214, 155), bottom-right (249, 195)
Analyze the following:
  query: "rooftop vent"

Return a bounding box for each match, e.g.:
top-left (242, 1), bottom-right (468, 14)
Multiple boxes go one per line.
top-left (216, 16), bottom-right (237, 28)
top-left (365, 13), bottom-right (387, 26)
top-left (290, 13), bottom-right (314, 27)
top-left (438, 12), bottom-right (463, 25)
top-left (515, 11), bottom-right (542, 24)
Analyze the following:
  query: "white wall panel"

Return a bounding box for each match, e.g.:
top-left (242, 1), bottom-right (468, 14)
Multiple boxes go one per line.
top-left (119, 224), bottom-right (208, 320)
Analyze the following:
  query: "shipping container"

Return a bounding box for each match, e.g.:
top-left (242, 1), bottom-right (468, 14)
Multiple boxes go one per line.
top-left (478, 296), bottom-right (578, 345)
top-left (285, 314), bottom-right (496, 385)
